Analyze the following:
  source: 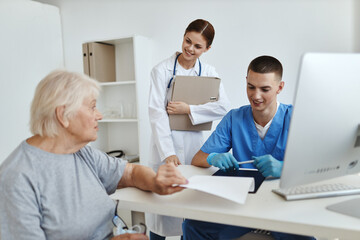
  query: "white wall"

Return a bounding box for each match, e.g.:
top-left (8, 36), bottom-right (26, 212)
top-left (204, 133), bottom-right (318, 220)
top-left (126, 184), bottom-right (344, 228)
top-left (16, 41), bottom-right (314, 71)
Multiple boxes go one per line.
top-left (36, 0), bottom-right (356, 107)
top-left (0, 0), bottom-right (63, 163)
top-left (35, 0), bottom-right (357, 149)
top-left (3, 0), bottom-right (357, 163)
top-left (354, 0), bottom-right (360, 52)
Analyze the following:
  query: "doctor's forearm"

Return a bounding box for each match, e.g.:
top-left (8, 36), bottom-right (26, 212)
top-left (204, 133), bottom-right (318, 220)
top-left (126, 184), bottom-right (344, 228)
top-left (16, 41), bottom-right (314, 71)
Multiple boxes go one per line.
top-left (191, 150), bottom-right (211, 168)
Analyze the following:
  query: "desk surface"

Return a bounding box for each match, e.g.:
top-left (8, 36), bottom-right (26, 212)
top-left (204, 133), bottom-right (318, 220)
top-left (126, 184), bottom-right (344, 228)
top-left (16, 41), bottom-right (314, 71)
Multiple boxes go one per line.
top-left (111, 165), bottom-right (360, 239)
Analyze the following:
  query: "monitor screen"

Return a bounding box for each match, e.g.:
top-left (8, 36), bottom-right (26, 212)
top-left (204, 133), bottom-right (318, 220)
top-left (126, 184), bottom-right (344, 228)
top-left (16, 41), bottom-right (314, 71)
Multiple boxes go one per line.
top-left (279, 53), bottom-right (360, 189)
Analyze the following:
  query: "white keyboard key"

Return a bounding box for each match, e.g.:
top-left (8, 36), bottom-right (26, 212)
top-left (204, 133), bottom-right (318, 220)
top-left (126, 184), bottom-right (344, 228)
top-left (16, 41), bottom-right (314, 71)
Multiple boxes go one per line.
top-left (273, 183), bottom-right (360, 201)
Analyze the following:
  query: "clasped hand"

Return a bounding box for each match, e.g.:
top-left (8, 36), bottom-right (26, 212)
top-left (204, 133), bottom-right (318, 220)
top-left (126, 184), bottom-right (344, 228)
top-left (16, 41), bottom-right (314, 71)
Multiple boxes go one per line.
top-left (252, 154), bottom-right (283, 178)
top-left (167, 101), bottom-right (190, 115)
top-left (206, 152), bottom-right (239, 170)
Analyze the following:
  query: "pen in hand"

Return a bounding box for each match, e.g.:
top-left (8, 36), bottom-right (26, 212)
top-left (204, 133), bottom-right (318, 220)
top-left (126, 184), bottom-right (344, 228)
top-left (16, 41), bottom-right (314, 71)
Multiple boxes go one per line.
top-left (225, 160), bottom-right (256, 172)
top-left (238, 160), bottom-right (255, 165)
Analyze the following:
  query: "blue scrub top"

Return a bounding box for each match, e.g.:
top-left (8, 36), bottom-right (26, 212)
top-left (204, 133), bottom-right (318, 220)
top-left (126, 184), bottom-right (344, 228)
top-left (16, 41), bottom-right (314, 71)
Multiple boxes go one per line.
top-left (201, 103), bottom-right (293, 169)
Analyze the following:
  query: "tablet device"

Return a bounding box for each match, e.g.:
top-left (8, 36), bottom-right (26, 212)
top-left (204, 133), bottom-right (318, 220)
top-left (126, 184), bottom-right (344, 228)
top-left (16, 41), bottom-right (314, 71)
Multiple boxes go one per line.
top-left (212, 169), bottom-right (265, 193)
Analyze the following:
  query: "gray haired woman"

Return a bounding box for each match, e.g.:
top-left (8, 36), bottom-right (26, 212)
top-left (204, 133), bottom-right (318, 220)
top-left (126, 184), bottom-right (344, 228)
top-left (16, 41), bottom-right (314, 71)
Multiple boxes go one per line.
top-left (0, 69), bottom-right (187, 240)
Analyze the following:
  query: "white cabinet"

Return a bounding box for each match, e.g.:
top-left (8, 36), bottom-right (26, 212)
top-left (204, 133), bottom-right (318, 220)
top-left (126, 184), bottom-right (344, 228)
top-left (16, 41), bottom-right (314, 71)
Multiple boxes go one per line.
top-left (84, 35), bottom-right (151, 165)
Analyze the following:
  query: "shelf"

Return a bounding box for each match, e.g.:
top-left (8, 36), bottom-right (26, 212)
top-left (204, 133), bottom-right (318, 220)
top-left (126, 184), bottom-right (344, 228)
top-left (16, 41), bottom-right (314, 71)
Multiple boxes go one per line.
top-left (100, 37), bottom-right (133, 45)
top-left (99, 119), bottom-right (138, 123)
top-left (86, 35), bottom-right (151, 165)
top-left (99, 81), bottom-right (136, 86)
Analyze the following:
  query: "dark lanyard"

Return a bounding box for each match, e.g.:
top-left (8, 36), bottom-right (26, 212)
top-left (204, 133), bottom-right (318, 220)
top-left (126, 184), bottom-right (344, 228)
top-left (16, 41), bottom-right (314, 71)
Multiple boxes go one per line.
top-left (167, 53), bottom-right (202, 88)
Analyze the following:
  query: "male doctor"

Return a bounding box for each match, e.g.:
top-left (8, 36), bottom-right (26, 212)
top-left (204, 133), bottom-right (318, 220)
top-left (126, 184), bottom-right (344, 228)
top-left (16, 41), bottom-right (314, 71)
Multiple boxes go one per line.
top-left (183, 56), bottom-right (316, 240)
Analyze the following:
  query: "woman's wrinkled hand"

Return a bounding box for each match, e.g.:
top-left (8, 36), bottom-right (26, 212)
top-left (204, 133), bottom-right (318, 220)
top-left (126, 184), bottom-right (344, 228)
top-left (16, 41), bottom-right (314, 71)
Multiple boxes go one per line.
top-left (154, 163), bottom-right (188, 195)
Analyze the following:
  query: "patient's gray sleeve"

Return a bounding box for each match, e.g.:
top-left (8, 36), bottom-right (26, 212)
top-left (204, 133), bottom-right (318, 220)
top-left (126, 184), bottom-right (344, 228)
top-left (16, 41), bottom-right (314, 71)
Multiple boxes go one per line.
top-left (1, 166), bottom-right (46, 239)
top-left (0, 142), bottom-right (46, 239)
top-left (79, 145), bottom-right (127, 194)
top-left (0, 142), bottom-right (128, 240)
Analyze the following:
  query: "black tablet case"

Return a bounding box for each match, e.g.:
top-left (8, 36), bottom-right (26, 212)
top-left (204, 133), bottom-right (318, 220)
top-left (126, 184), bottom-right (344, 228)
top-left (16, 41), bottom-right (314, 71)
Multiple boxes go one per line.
top-left (213, 169), bottom-right (265, 193)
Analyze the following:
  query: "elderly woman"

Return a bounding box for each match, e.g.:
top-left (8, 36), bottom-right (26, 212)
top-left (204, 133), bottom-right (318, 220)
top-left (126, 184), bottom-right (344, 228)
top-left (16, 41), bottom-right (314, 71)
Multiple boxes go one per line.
top-left (0, 70), bottom-right (187, 240)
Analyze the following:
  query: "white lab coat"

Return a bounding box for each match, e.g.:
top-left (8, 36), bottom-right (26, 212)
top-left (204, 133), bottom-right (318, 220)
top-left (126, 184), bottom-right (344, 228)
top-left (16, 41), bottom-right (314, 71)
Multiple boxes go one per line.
top-left (146, 52), bottom-right (231, 237)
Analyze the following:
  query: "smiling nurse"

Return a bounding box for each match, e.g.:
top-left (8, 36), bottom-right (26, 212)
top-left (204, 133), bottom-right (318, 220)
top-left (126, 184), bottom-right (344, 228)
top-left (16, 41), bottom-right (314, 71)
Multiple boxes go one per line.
top-left (146, 19), bottom-right (231, 240)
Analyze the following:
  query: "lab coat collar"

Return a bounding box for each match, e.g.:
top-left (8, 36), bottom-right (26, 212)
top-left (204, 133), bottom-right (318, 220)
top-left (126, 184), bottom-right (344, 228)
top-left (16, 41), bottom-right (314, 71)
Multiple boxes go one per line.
top-left (165, 52), bottom-right (178, 71)
top-left (166, 52), bottom-right (201, 75)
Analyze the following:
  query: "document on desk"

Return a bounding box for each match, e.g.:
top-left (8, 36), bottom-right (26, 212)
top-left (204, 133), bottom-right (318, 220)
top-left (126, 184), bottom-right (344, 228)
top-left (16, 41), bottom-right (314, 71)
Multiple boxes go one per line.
top-left (180, 175), bottom-right (254, 204)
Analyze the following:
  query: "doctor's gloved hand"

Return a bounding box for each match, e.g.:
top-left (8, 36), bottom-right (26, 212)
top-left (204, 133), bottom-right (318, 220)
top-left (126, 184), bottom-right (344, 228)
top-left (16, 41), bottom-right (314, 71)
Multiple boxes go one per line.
top-left (252, 154), bottom-right (283, 178)
top-left (206, 153), bottom-right (239, 171)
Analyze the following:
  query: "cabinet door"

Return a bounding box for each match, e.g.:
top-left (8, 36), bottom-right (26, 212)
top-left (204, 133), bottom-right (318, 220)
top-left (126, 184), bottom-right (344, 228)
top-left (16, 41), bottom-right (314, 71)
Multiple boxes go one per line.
top-left (82, 43), bottom-right (90, 76)
top-left (83, 42), bottom-right (116, 82)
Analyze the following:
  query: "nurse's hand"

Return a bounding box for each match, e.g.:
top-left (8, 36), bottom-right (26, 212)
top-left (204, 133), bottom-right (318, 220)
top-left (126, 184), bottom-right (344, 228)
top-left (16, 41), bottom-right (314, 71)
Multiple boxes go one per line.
top-left (252, 154), bottom-right (283, 178)
top-left (165, 155), bottom-right (181, 166)
top-left (154, 163), bottom-right (188, 195)
top-left (167, 101), bottom-right (190, 115)
top-left (206, 152), bottom-right (239, 171)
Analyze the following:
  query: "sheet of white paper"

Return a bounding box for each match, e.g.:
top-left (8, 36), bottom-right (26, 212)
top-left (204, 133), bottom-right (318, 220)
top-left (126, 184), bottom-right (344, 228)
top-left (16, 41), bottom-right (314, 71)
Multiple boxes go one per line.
top-left (180, 175), bottom-right (254, 204)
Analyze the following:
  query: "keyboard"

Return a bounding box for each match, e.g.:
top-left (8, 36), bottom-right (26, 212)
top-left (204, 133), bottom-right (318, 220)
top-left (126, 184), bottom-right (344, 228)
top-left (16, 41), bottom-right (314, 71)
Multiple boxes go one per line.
top-left (272, 183), bottom-right (360, 201)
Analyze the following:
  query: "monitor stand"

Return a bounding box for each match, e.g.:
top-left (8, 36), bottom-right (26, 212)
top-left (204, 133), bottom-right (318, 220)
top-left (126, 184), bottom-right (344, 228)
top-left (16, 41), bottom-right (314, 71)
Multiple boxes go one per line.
top-left (326, 197), bottom-right (360, 219)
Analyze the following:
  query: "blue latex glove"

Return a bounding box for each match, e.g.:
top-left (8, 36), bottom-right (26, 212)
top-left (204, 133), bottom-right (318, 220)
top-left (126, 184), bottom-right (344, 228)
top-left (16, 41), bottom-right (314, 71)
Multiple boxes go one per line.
top-left (252, 154), bottom-right (283, 178)
top-left (206, 152), bottom-right (239, 170)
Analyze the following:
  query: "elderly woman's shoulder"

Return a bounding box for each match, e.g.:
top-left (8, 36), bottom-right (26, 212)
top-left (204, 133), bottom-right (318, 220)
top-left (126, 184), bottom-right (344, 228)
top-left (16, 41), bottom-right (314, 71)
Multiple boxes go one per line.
top-left (0, 142), bottom-right (38, 190)
top-left (77, 145), bottom-right (108, 163)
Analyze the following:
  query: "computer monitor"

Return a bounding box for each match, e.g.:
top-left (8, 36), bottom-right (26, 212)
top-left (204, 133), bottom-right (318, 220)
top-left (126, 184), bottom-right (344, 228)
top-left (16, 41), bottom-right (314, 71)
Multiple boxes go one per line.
top-left (279, 53), bottom-right (360, 189)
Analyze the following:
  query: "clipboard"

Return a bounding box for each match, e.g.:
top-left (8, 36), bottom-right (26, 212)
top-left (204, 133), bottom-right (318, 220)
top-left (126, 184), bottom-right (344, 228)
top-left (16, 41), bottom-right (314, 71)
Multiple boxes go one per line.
top-left (212, 169), bottom-right (265, 193)
top-left (169, 76), bottom-right (221, 131)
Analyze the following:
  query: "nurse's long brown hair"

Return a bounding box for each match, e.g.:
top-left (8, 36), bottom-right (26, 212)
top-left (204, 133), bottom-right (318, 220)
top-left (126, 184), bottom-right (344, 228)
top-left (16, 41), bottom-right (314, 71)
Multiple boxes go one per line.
top-left (185, 19), bottom-right (215, 48)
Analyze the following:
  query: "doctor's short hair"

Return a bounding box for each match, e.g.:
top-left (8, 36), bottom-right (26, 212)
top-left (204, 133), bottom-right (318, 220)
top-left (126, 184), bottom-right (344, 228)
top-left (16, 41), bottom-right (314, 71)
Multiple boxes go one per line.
top-left (247, 55), bottom-right (283, 81)
top-left (185, 19), bottom-right (215, 48)
top-left (30, 69), bottom-right (100, 137)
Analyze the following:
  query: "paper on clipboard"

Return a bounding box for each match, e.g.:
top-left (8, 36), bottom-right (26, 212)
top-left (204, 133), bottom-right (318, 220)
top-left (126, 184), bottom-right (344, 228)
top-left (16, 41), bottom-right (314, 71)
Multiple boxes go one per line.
top-left (180, 175), bottom-right (254, 204)
top-left (169, 76), bottom-right (220, 131)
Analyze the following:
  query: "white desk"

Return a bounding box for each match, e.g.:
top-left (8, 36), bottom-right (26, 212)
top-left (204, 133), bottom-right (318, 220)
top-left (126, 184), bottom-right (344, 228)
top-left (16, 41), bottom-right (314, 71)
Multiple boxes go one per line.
top-left (111, 165), bottom-right (360, 239)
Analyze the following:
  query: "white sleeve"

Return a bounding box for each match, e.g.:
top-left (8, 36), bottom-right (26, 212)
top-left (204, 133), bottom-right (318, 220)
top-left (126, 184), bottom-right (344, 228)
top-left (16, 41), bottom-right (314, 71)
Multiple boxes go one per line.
top-left (188, 69), bottom-right (231, 125)
top-left (148, 67), bottom-right (176, 161)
